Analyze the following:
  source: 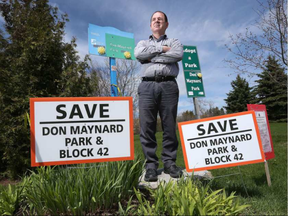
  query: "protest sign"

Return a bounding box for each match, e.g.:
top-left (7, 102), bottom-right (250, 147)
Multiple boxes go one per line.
top-left (247, 104), bottom-right (275, 160)
top-left (30, 97), bottom-right (134, 166)
top-left (178, 111), bottom-right (265, 172)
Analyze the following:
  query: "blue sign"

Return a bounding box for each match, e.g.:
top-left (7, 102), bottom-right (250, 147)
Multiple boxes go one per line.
top-left (88, 24), bottom-right (134, 59)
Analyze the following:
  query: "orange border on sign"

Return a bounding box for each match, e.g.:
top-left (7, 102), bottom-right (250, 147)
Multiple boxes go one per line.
top-left (178, 111), bottom-right (265, 172)
top-left (30, 97), bottom-right (134, 167)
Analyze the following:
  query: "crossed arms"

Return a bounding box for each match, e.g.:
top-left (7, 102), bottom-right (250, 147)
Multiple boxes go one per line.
top-left (134, 38), bottom-right (183, 64)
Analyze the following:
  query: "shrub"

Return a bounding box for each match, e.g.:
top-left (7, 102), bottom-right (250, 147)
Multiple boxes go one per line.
top-left (132, 178), bottom-right (249, 215)
top-left (22, 158), bottom-right (144, 215)
top-left (0, 184), bottom-right (25, 216)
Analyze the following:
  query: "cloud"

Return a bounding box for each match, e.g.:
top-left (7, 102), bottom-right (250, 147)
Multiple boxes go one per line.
top-left (168, 17), bottom-right (260, 49)
top-left (49, 0), bottom-right (265, 116)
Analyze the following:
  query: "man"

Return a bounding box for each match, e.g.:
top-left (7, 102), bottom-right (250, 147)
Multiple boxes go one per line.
top-left (134, 11), bottom-right (183, 182)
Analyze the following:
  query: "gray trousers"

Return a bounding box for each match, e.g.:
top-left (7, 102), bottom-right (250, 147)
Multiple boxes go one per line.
top-left (138, 80), bottom-right (179, 169)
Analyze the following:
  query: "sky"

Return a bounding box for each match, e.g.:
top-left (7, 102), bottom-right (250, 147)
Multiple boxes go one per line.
top-left (3, 0), bottom-right (267, 115)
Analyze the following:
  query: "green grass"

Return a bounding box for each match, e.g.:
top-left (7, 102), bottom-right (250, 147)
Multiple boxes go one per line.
top-left (134, 123), bottom-right (287, 215)
top-left (1, 123), bottom-right (286, 215)
top-left (210, 123), bottom-right (287, 215)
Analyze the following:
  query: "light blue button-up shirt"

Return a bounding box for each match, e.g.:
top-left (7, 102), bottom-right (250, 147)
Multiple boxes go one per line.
top-left (134, 35), bottom-right (183, 77)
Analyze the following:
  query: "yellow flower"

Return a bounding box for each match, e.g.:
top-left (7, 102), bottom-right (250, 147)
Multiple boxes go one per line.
top-left (98, 47), bottom-right (105, 55)
top-left (124, 51), bottom-right (131, 59)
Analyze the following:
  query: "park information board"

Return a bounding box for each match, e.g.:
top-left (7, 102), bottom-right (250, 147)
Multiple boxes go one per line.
top-left (88, 24), bottom-right (135, 60)
top-left (247, 104), bottom-right (275, 160)
top-left (30, 97), bottom-right (134, 166)
top-left (182, 45), bottom-right (205, 97)
top-left (178, 111), bottom-right (265, 172)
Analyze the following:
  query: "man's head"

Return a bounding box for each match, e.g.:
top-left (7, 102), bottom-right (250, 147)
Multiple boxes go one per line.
top-left (150, 11), bottom-right (169, 37)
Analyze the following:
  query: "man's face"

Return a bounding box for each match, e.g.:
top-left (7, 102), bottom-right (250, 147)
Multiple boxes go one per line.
top-left (150, 12), bottom-right (168, 35)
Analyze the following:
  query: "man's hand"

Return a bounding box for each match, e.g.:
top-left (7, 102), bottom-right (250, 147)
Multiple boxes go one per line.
top-left (162, 46), bottom-right (171, 53)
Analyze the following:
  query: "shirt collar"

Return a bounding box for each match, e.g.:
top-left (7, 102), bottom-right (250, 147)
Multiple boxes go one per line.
top-left (149, 34), bottom-right (167, 42)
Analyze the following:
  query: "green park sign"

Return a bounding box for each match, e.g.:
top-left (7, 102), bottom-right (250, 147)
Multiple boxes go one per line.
top-left (182, 45), bottom-right (205, 97)
top-left (105, 33), bottom-right (135, 59)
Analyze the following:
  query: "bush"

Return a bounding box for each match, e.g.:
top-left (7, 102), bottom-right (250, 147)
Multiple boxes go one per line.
top-left (0, 161), bottom-right (248, 215)
top-left (131, 178), bottom-right (249, 215)
top-left (0, 158), bottom-right (144, 215)
top-left (0, 184), bottom-right (25, 216)
top-left (24, 159), bottom-right (144, 215)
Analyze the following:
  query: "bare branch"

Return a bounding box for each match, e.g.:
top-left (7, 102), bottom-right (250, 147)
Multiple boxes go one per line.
top-left (224, 0), bottom-right (287, 79)
top-left (90, 59), bottom-right (141, 117)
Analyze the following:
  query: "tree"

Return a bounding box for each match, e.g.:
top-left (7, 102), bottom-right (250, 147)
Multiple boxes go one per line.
top-left (178, 110), bottom-right (196, 122)
top-left (90, 59), bottom-right (140, 114)
top-left (185, 99), bottom-right (226, 119)
top-left (195, 99), bottom-right (215, 116)
top-left (225, 0), bottom-right (287, 80)
top-left (201, 107), bottom-right (226, 118)
top-left (90, 59), bottom-right (141, 133)
top-left (253, 56), bottom-right (287, 121)
top-left (224, 75), bottom-right (255, 113)
top-left (0, 0), bottom-right (96, 177)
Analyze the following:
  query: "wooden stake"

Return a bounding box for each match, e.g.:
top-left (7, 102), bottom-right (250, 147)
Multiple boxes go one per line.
top-left (264, 160), bottom-right (272, 187)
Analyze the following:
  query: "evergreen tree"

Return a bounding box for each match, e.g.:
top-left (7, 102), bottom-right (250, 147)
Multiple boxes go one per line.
top-left (0, 0), bottom-right (96, 177)
top-left (253, 56), bottom-right (287, 121)
top-left (224, 75), bottom-right (254, 113)
top-left (201, 107), bottom-right (226, 118)
top-left (181, 110), bottom-right (195, 121)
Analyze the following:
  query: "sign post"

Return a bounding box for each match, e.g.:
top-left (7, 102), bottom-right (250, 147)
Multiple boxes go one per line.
top-left (264, 160), bottom-right (272, 186)
top-left (110, 57), bottom-right (118, 97)
top-left (182, 45), bottom-right (205, 119)
top-left (88, 24), bottom-right (135, 97)
top-left (247, 104), bottom-right (274, 186)
top-left (193, 97), bottom-right (201, 119)
top-left (30, 97), bottom-right (134, 166)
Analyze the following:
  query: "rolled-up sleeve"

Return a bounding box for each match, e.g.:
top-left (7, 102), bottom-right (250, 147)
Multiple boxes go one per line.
top-left (151, 39), bottom-right (183, 63)
top-left (134, 40), bottom-right (163, 62)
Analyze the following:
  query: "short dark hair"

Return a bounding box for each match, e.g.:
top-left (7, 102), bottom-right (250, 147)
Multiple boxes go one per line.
top-left (150, 11), bottom-right (168, 23)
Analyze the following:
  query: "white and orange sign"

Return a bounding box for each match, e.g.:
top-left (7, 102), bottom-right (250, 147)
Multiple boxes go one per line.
top-left (30, 97), bottom-right (134, 167)
top-left (178, 111), bottom-right (265, 172)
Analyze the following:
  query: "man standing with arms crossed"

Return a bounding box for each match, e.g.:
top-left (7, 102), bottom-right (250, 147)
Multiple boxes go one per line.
top-left (134, 11), bottom-right (183, 182)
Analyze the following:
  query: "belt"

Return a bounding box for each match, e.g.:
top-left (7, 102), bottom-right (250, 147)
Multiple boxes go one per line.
top-left (142, 76), bottom-right (175, 82)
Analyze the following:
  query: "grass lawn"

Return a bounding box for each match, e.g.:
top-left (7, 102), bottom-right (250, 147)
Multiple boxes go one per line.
top-left (134, 122), bottom-right (287, 215)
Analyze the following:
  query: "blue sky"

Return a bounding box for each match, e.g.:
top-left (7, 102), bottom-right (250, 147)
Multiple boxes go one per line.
top-left (3, 0), bottom-right (267, 115)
